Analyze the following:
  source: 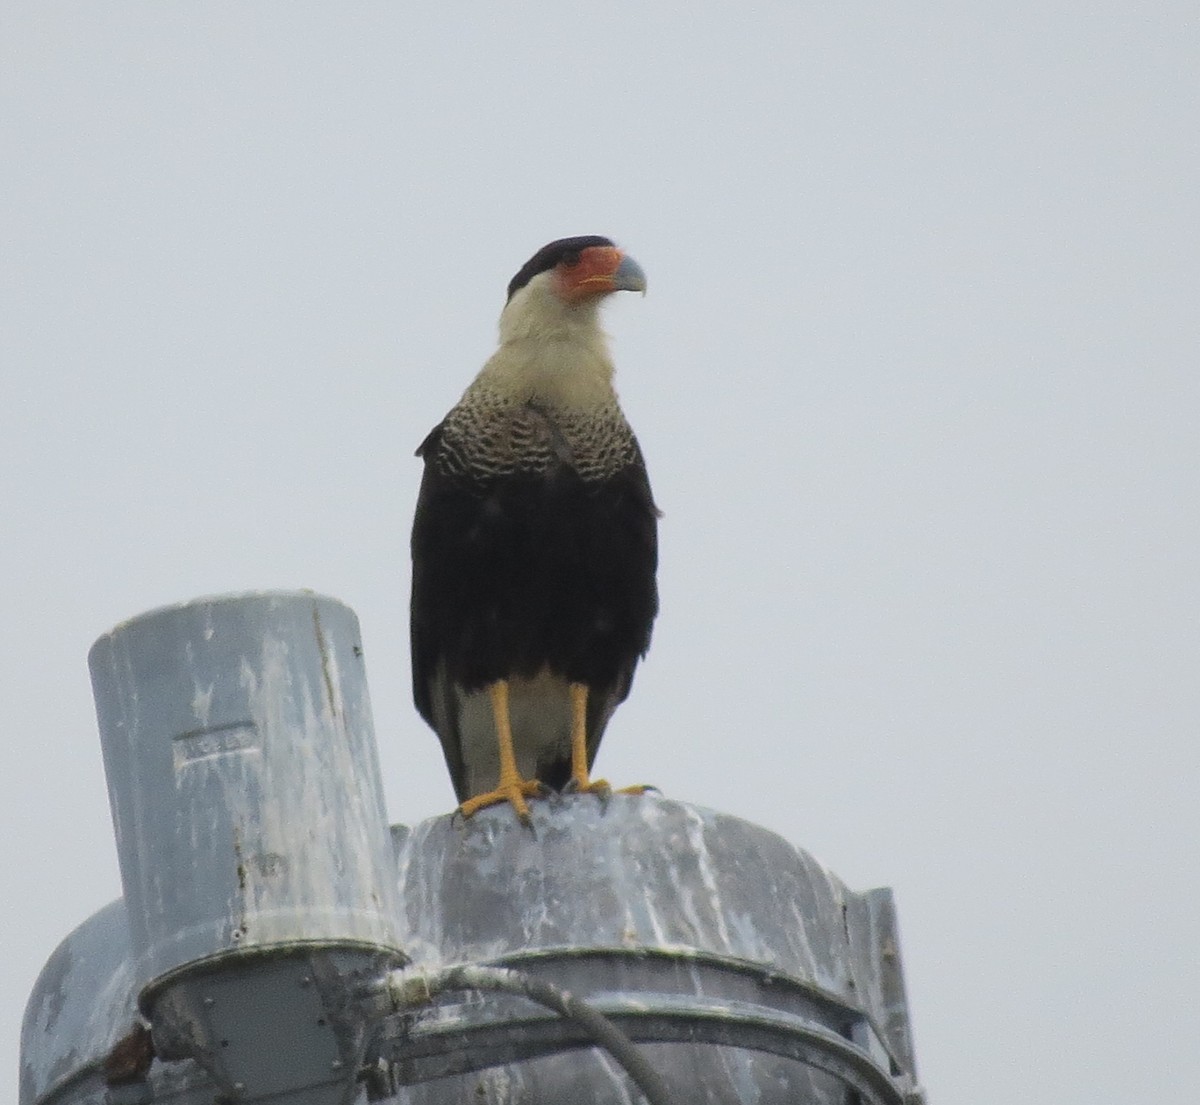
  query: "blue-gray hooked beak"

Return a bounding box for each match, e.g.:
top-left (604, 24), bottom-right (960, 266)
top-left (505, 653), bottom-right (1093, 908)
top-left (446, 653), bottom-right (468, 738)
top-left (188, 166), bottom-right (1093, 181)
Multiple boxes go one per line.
top-left (611, 253), bottom-right (647, 294)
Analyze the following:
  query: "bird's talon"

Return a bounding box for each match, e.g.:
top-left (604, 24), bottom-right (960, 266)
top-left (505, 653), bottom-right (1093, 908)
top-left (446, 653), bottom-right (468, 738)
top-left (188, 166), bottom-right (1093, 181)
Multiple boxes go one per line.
top-left (564, 775), bottom-right (612, 798)
top-left (458, 777), bottom-right (544, 823)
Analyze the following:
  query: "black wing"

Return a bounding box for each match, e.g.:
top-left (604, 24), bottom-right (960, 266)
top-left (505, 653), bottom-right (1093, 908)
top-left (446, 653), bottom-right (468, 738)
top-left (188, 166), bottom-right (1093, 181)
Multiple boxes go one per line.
top-left (410, 422), bottom-right (472, 799)
top-left (582, 438), bottom-right (659, 769)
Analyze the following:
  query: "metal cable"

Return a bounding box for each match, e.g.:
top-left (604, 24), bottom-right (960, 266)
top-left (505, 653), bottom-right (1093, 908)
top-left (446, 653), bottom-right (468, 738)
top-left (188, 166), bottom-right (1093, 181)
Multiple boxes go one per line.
top-left (386, 964), bottom-right (674, 1105)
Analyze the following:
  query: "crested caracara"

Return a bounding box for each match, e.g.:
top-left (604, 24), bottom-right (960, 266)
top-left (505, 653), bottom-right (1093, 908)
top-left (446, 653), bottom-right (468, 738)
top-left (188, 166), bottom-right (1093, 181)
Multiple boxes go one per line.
top-left (411, 236), bottom-right (659, 822)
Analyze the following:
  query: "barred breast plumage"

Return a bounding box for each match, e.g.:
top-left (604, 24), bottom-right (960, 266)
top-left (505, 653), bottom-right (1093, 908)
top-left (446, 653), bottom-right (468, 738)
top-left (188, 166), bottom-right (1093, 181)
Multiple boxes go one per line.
top-left (433, 383), bottom-right (640, 485)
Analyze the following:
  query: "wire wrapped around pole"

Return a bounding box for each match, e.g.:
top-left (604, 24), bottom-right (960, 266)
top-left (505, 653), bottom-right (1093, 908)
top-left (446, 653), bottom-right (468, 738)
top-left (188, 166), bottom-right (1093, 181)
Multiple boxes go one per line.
top-left (387, 964), bottom-right (673, 1105)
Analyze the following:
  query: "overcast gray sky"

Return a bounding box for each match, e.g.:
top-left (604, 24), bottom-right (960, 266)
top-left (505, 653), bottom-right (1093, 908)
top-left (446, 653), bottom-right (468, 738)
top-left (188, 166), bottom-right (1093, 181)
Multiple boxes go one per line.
top-left (4, 5), bottom-right (1198, 1102)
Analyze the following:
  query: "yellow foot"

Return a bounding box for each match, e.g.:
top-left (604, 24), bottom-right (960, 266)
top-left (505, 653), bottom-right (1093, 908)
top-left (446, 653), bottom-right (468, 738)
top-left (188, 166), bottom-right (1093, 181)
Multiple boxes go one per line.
top-left (459, 777), bottom-right (545, 824)
top-left (564, 778), bottom-right (658, 801)
top-left (565, 776), bottom-right (613, 800)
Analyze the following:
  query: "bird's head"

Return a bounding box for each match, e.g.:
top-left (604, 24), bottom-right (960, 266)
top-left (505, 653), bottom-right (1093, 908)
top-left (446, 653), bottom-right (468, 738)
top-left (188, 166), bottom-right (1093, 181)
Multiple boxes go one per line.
top-left (499, 236), bottom-right (646, 345)
top-left (506, 236), bottom-right (647, 306)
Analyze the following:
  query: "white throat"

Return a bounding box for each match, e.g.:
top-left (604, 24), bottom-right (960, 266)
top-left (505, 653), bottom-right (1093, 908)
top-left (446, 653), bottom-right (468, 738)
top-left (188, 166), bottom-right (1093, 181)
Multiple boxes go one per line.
top-left (474, 273), bottom-right (619, 411)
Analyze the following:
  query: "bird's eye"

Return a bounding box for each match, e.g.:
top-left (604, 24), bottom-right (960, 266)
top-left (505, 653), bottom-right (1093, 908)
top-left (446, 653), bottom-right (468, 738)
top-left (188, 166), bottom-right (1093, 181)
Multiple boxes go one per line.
top-left (561, 252), bottom-right (581, 269)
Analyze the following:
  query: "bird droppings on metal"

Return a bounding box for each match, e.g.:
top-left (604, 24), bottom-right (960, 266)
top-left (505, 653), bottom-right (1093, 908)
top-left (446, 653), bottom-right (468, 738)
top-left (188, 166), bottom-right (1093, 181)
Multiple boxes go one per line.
top-left (22, 592), bottom-right (923, 1105)
top-left (20, 900), bottom-right (137, 1105)
top-left (311, 605), bottom-right (340, 723)
top-left (190, 682), bottom-right (214, 728)
top-left (370, 796), bottom-right (922, 1101)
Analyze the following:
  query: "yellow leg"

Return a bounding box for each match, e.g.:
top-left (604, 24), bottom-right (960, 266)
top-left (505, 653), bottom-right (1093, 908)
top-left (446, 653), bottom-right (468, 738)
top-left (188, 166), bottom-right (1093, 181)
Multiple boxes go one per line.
top-left (458, 680), bottom-right (544, 823)
top-left (568, 682), bottom-right (655, 799)
top-left (568, 683), bottom-right (611, 797)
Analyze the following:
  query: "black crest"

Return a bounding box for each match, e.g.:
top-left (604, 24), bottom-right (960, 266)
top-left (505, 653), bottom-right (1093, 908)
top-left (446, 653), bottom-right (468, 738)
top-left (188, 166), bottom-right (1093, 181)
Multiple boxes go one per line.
top-left (506, 235), bottom-right (615, 301)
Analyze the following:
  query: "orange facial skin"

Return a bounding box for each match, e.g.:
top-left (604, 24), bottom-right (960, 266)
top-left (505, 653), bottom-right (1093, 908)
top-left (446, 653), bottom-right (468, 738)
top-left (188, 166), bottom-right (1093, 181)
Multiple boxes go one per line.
top-left (556, 246), bottom-right (645, 302)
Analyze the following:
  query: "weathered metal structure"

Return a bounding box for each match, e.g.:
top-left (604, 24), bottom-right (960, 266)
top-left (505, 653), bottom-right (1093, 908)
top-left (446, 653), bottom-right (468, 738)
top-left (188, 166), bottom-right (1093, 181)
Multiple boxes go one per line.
top-left (20, 592), bottom-right (925, 1104)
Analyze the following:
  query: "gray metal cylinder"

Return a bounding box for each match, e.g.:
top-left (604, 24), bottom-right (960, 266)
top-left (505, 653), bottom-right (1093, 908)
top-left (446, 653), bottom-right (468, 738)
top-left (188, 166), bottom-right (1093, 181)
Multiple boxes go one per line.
top-left (382, 797), bottom-right (923, 1104)
top-left (20, 798), bottom-right (925, 1105)
top-left (18, 589), bottom-right (924, 1105)
top-left (89, 591), bottom-right (406, 998)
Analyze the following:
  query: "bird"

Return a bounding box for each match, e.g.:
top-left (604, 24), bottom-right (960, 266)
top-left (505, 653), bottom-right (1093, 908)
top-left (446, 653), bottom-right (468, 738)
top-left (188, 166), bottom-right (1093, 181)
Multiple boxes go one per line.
top-left (410, 236), bottom-right (659, 823)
